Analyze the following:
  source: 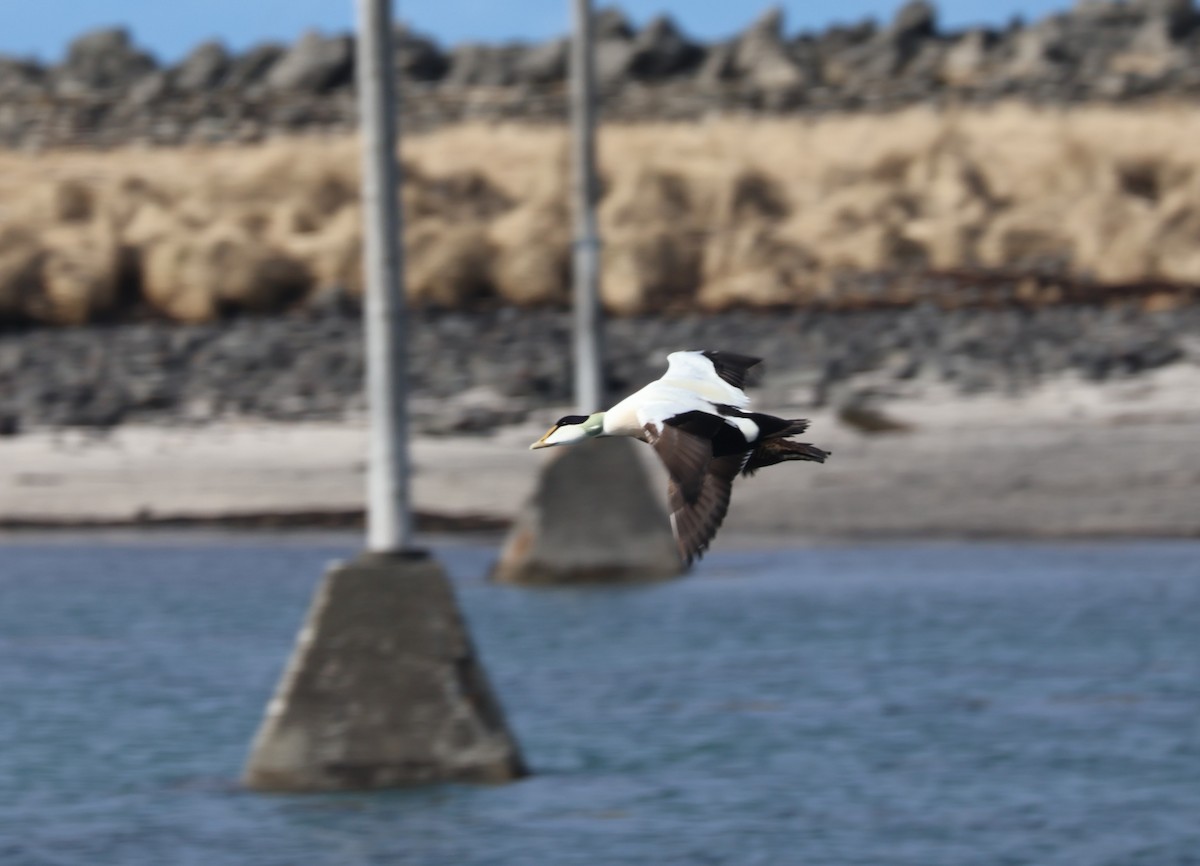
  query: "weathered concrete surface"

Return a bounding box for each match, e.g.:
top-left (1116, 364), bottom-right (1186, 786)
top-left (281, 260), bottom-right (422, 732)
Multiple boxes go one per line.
top-left (243, 551), bottom-right (525, 791)
top-left (492, 437), bottom-right (683, 585)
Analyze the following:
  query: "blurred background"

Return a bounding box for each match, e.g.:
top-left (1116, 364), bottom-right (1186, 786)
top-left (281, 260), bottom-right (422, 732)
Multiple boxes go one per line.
top-left (1, 1), bottom-right (1198, 864)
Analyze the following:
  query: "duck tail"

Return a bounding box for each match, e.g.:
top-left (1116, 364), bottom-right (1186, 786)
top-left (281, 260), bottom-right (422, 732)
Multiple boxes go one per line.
top-left (779, 418), bottom-right (810, 437)
top-left (742, 439), bottom-right (830, 476)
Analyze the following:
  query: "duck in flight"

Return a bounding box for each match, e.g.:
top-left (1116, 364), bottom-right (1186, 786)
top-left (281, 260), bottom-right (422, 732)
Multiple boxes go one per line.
top-left (530, 350), bottom-right (829, 566)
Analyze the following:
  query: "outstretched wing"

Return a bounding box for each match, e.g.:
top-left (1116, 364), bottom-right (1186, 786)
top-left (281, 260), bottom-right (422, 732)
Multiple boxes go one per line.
top-left (644, 420), bottom-right (714, 504)
top-left (661, 351), bottom-right (760, 408)
top-left (699, 351), bottom-right (762, 390)
top-left (665, 453), bottom-right (745, 566)
top-left (642, 411), bottom-right (749, 566)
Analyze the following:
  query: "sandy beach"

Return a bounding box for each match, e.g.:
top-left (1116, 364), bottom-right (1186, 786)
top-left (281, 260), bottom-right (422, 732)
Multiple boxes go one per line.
top-left (3, 362), bottom-right (1197, 540)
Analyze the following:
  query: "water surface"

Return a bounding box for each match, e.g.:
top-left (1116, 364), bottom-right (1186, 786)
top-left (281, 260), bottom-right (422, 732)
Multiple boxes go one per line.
top-left (1, 537), bottom-right (1198, 865)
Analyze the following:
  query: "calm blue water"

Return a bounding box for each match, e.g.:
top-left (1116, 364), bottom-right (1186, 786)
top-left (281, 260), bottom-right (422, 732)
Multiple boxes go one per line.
top-left (1, 536), bottom-right (1198, 866)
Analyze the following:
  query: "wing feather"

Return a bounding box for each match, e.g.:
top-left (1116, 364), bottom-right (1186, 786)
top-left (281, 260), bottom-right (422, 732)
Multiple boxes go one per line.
top-left (666, 454), bottom-right (744, 565)
top-left (700, 351), bottom-right (762, 390)
top-left (643, 418), bottom-right (748, 565)
top-left (645, 422), bottom-right (713, 505)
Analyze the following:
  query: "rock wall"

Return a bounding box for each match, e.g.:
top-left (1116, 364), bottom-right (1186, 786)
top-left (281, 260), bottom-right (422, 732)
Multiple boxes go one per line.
top-left (0, 303), bottom-right (1192, 434)
top-left (3, 1), bottom-right (1200, 149)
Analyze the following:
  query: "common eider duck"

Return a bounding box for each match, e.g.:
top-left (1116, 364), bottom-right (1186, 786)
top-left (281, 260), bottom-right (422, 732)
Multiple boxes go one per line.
top-left (530, 350), bottom-right (829, 565)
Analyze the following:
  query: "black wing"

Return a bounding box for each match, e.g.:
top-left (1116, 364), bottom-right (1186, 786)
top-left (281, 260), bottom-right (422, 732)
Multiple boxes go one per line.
top-left (665, 453), bottom-right (745, 566)
top-left (644, 414), bottom-right (750, 566)
top-left (700, 351), bottom-right (763, 390)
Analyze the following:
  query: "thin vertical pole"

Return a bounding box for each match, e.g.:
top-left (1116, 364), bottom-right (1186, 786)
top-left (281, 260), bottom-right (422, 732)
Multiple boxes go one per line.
top-left (356, 0), bottom-right (412, 552)
top-left (571, 0), bottom-right (604, 414)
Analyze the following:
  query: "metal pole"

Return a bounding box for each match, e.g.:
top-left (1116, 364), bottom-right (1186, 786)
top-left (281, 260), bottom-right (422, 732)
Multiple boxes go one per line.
top-left (356, 0), bottom-right (412, 552)
top-left (571, 0), bottom-right (605, 414)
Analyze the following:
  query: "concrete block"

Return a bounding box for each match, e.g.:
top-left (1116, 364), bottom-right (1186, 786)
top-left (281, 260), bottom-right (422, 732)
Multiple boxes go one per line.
top-left (492, 437), bottom-right (683, 585)
top-left (244, 551), bottom-right (526, 791)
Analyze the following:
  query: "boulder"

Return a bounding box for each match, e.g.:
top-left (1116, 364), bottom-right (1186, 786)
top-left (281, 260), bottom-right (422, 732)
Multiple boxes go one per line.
top-left (1134, 0), bottom-right (1197, 36)
top-left (891, 0), bottom-right (938, 42)
top-left (394, 27), bottom-right (448, 82)
top-left (1072, 0), bottom-right (1144, 24)
top-left (126, 69), bottom-right (171, 106)
top-left (594, 7), bottom-right (635, 41)
top-left (840, 0), bottom-right (938, 82)
top-left (595, 38), bottom-right (636, 89)
top-left (887, 0), bottom-right (939, 68)
top-left (1008, 18), bottom-right (1070, 78)
top-left (1112, 15), bottom-right (1185, 76)
top-left (266, 31), bottom-right (354, 92)
top-left (744, 9), bottom-right (808, 91)
top-left (941, 29), bottom-right (996, 86)
top-left (628, 15), bottom-right (705, 80)
top-left (174, 41), bottom-right (230, 91)
top-left (697, 40), bottom-right (738, 84)
top-left (57, 28), bottom-right (156, 92)
top-left (815, 21), bottom-right (878, 85)
top-left (0, 57), bottom-right (46, 97)
top-left (514, 37), bottom-right (567, 85)
top-left (444, 43), bottom-right (523, 87)
top-left (223, 43), bottom-right (284, 89)
top-left (702, 7), bottom-right (807, 92)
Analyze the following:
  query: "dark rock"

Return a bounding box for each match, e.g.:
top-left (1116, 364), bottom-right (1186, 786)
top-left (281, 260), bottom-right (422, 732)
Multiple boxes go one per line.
top-left (594, 38), bottom-right (634, 89)
top-left (127, 70), bottom-right (171, 105)
top-left (4, 1), bottom-right (1200, 146)
top-left (838, 0), bottom-right (939, 84)
top-left (1114, 15), bottom-right (1184, 77)
top-left (0, 56), bottom-right (46, 96)
top-left (1073, 0), bottom-right (1142, 24)
top-left (395, 27), bottom-right (447, 82)
top-left (57, 28), bottom-right (156, 92)
top-left (1007, 17), bottom-right (1070, 79)
top-left (444, 43), bottom-right (523, 87)
top-left (594, 7), bottom-right (635, 41)
top-left (2, 303), bottom-right (1197, 435)
top-left (1136, 0), bottom-right (1197, 36)
top-left (702, 6), bottom-right (807, 92)
top-left (889, 2), bottom-right (940, 74)
top-left (224, 43), bottom-right (284, 89)
top-left (514, 37), bottom-right (568, 85)
top-left (266, 31), bottom-right (354, 92)
top-left (174, 41), bottom-right (230, 91)
top-left (941, 29), bottom-right (997, 86)
top-left (891, 0), bottom-right (938, 41)
top-left (627, 15), bottom-right (704, 80)
top-left (696, 40), bottom-right (737, 84)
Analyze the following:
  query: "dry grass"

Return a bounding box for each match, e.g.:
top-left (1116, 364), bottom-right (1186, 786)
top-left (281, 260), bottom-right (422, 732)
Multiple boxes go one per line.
top-left (3, 102), bottom-right (1200, 324)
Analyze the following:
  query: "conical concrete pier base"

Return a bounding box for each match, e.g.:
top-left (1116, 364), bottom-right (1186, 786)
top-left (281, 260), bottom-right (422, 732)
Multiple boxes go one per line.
top-left (244, 551), bottom-right (525, 791)
top-left (492, 438), bottom-right (684, 585)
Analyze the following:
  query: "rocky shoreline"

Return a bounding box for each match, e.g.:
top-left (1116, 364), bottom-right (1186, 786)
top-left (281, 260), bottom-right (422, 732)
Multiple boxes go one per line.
top-left (3, 1), bottom-right (1200, 149)
top-left (1, 301), bottom-right (1194, 436)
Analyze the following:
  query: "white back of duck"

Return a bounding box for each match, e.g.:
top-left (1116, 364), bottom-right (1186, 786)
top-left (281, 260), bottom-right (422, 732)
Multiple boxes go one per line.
top-left (662, 351), bottom-right (752, 407)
